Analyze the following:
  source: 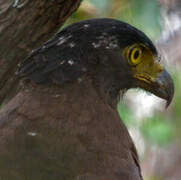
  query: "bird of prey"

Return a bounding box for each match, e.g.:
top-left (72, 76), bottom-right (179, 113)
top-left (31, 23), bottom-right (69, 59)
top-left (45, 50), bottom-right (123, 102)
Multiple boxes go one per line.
top-left (0, 18), bottom-right (174, 180)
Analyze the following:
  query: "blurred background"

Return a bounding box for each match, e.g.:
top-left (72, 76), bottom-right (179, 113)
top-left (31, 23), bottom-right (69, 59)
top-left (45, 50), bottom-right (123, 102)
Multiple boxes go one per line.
top-left (65, 0), bottom-right (181, 179)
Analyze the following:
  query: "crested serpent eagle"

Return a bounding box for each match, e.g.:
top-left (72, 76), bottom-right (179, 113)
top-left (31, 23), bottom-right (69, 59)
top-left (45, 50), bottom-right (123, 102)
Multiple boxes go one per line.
top-left (0, 18), bottom-right (174, 179)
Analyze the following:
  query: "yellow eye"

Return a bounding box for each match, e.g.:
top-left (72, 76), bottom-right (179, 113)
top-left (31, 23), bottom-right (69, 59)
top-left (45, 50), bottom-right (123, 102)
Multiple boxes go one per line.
top-left (128, 46), bottom-right (142, 66)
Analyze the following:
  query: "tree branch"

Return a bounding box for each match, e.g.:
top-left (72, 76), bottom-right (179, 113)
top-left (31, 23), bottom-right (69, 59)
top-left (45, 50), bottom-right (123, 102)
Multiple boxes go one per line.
top-left (0, 0), bottom-right (82, 104)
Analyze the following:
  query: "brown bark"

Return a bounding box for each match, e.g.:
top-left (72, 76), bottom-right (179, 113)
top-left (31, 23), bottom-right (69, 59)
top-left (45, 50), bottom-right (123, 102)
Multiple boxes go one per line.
top-left (0, 0), bottom-right (82, 104)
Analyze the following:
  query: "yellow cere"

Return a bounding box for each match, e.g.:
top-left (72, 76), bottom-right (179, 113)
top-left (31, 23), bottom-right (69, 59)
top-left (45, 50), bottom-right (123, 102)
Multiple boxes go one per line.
top-left (123, 43), bottom-right (163, 83)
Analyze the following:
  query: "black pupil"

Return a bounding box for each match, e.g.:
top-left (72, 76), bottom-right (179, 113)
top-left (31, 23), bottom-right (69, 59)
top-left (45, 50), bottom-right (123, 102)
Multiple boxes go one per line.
top-left (134, 50), bottom-right (139, 59)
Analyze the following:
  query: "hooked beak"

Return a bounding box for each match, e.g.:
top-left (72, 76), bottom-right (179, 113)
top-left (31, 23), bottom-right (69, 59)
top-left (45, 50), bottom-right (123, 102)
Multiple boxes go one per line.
top-left (135, 69), bottom-right (174, 108)
top-left (150, 69), bottom-right (174, 108)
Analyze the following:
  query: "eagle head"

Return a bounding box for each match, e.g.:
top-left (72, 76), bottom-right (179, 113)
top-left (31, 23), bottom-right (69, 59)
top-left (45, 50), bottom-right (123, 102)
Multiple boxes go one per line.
top-left (18, 18), bottom-right (174, 108)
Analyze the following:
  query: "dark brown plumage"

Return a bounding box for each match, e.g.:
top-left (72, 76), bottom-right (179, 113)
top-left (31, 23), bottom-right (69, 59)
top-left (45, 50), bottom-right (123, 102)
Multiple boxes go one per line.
top-left (0, 18), bottom-right (174, 179)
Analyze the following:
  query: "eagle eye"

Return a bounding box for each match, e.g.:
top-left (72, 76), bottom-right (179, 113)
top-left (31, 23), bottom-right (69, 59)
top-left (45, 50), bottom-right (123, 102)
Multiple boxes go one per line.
top-left (124, 44), bottom-right (143, 66)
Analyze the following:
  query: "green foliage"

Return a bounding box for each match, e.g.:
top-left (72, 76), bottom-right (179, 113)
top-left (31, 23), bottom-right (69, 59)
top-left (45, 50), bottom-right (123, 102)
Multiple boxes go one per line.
top-left (117, 0), bottom-right (161, 39)
top-left (171, 72), bottom-right (181, 139)
top-left (88, 0), bottom-right (110, 15)
top-left (172, 72), bottom-right (181, 119)
top-left (140, 115), bottom-right (173, 146)
top-left (117, 102), bottom-right (136, 127)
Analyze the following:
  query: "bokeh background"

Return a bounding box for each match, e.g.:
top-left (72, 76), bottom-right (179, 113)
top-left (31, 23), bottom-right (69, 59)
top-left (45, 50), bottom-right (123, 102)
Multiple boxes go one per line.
top-left (65, 0), bottom-right (181, 179)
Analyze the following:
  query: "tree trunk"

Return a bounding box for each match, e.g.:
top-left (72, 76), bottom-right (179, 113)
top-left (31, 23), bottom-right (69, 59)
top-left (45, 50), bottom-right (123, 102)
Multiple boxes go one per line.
top-left (0, 0), bottom-right (82, 104)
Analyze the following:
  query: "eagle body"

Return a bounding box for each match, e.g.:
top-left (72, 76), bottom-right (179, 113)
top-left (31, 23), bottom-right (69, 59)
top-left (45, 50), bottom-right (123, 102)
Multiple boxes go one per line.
top-left (0, 18), bottom-right (174, 179)
top-left (0, 80), bottom-right (141, 179)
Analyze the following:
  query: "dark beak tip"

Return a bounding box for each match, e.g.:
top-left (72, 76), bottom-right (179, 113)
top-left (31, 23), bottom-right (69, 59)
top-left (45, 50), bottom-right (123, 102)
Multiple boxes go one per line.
top-left (165, 97), bottom-right (173, 109)
top-left (154, 69), bottom-right (174, 109)
top-left (165, 86), bottom-right (174, 109)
